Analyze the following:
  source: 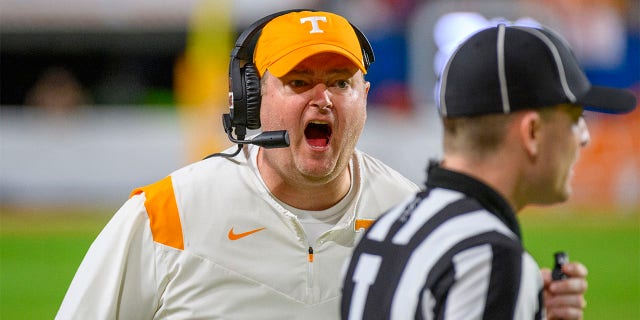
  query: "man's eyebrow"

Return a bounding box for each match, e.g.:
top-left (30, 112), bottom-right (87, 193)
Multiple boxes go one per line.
top-left (286, 69), bottom-right (314, 77)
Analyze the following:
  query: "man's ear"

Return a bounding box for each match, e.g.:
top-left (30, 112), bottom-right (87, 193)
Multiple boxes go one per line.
top-left (519, 111), bottom-right (542, 157)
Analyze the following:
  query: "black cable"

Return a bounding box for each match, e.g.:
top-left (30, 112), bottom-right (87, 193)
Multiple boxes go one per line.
top-left (203, 144), bottom-right (242, 159)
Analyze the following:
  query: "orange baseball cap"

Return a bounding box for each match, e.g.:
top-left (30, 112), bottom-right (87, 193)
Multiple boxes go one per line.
top-left (254, 11), bottom-right (367, 77)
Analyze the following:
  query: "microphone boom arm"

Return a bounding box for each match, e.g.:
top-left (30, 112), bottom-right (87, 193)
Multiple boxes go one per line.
top-left (205, 114), bottom-right (290, 159)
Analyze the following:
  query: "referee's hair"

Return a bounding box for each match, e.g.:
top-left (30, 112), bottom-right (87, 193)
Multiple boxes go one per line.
top-left (442, 113), bottom-right (513, 156)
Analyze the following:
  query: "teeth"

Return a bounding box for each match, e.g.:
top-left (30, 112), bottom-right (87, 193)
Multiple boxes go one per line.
top-left (309, 120), bottom-right (328, 124)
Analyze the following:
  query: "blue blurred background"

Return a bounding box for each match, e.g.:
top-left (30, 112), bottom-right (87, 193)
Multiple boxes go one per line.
top-left (1, 0), bottom-right (639, 211)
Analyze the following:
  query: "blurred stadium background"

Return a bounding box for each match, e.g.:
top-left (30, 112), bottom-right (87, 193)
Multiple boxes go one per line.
top-left (1, 0), bottom-right (638, 318)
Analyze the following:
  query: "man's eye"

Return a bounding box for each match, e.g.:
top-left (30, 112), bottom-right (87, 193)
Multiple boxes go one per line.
top-left (290, 80), bottom-right (308, 87)
top-left (335, 80), bottom-right (349, 89)
top-left (575, 110), bottom-right (586, 123)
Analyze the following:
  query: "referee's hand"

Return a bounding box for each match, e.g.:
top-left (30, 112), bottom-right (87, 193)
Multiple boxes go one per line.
top-left (541, 262), bottom-right (589, 320)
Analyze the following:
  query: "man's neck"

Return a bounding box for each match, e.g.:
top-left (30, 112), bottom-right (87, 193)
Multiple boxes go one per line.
top-left (256, 149), bottom-right (352, 211)
top-left (266, 171), bottom-right (351, 211)
top-left (441, 156), bottom-right (524, 212)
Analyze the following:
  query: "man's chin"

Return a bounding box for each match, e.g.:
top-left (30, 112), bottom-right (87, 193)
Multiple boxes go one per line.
top-left (299, 167), bottom-right (333, 181)
top-left (531, 191), bottom-right (571, 207)
top-left (297, 161), bottom-right (338, 181)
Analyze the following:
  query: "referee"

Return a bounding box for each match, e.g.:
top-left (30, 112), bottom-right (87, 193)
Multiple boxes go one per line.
top-left (341, 24), bottom-right (636, 319)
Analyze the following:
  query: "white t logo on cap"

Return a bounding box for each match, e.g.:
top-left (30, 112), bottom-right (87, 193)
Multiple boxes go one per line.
top-left (300, 16), bottom-right (327, 34)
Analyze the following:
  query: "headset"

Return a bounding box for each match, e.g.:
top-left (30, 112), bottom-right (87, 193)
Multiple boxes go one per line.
top-left (210, 9), bottom-right (375, 158)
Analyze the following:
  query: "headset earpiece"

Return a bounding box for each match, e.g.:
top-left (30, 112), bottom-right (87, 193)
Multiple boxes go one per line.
top-left (243, 63), bottom-right (261, 130)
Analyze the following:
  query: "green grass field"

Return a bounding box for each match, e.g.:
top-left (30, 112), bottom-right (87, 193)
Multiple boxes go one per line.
top-left (0, 210), bottom-right (112, 319)
top-left (1, 208), bottom-right (638, 319)
top-left (520, 208), bottom-right (640, 319)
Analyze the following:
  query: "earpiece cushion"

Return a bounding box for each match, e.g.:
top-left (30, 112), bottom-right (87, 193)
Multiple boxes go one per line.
top-left (244, 63), bottom-right (261, 130)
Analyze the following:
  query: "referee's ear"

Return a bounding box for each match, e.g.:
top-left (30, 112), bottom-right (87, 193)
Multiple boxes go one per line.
top-left (518, 110), bottom-right (543, 159)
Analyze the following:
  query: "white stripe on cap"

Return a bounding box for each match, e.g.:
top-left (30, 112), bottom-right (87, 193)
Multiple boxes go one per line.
top-left (519, 27), bottom-right (577, 103)
top-left (438, 56), bottom-right (451, 117)
top-left (497, 24), bottom-right (510, 113)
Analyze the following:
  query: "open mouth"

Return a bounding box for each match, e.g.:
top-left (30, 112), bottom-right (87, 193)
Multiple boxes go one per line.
top-left (304, 121), bottom-right (332, 147)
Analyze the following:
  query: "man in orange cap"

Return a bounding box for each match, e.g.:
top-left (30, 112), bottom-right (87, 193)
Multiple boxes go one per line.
top-left (56, 10), bottom-right (418, 319)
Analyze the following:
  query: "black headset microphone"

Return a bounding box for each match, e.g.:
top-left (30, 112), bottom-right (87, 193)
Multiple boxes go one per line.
top-left (220, 113), bottom-right (290, 148)
top-left (207, 9), bottom-right (374, 159)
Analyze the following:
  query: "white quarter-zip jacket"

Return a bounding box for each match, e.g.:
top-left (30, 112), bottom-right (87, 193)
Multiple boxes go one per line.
top-left (56, 145), bottom-right (419, 319)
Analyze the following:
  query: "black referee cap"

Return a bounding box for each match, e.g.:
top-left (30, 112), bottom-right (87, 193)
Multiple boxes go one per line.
top-left (437, 24), bottom-right (637, 117)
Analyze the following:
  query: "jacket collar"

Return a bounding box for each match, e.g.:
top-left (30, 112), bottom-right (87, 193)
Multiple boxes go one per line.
top-left (424, 160), bottom-right (521, 239)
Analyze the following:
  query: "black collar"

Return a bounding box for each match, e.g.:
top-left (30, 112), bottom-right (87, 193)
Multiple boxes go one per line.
top-left (424, 160), bottom-right (521, 239)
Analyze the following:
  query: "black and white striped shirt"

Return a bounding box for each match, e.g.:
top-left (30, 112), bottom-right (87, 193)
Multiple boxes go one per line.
top-left (341, 162), bottom-right (544, 319)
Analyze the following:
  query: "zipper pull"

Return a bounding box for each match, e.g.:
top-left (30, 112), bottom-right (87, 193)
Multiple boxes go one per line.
top-left (308, 247), bottom-right (314, 263)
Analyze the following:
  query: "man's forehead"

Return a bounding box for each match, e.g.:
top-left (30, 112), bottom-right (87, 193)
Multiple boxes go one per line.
top-left (286, 53), bottom-right (359, 75)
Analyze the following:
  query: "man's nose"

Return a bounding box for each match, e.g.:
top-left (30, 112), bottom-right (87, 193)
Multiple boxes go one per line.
top-left (309, 83), bottom-right (332, 109)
